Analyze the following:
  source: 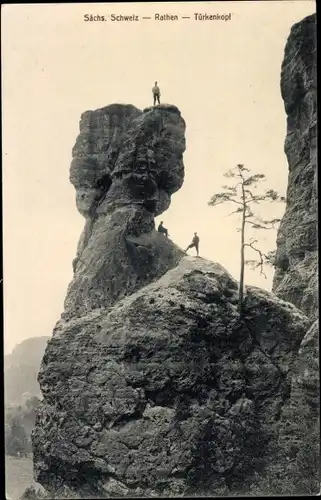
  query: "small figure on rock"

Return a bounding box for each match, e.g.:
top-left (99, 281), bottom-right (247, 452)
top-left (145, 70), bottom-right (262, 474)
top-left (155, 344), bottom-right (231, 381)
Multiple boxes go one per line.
top-left (153, 81), bottom-right (161, 106)
top-left (185, 232), bottom-right (200, 256)
top-left (157, 221), bottom-right (168, 237)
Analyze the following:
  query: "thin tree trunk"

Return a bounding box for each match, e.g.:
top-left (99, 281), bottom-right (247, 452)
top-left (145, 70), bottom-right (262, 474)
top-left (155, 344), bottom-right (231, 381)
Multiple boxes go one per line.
top-left (238, 183), bottom-right (246, 314)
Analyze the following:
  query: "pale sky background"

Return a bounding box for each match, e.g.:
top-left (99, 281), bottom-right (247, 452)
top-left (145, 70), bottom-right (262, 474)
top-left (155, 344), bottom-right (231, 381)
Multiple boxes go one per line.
top-left (2, 1), bottom-right (316, 354)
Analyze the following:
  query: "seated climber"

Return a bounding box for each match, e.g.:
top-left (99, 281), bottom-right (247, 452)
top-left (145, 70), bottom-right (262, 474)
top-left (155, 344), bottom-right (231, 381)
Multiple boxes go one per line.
top-left (157, 221), bottom-right (168, 237)
top-left (152, 81), bottom-right (161, 106)
top-left (185, 232), bottom-right (200, 256)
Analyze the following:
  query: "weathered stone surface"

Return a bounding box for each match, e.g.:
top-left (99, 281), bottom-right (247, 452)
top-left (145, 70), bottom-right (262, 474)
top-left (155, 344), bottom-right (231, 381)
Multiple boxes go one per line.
top-left (250, 319), bottom-right (319, 496)
top-left (255, 14), bottom-right (319, 496)
top-left (70, 103), bottom-right (185, 218)
top-left (33, 256), bottom-right (309, 497)
top-left (273, 13), bottom-right (317, 320)
top-left (33, 34), bottom-right (318, 493)
top-left (294, 319), bottom-right (319, 411)
top-left (272, 12), bottom-right (318, 436)
top-left (65, 104), bottom-right (186, 318)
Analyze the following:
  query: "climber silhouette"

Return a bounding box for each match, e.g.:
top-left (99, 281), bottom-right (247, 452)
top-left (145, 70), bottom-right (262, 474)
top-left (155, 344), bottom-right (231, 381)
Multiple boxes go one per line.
top-left (157, 221), bottom-right (168, 237)
top-left (185, 232), bottom-right (200, 256)
top-left (153, 81), bottom-right (161, 106)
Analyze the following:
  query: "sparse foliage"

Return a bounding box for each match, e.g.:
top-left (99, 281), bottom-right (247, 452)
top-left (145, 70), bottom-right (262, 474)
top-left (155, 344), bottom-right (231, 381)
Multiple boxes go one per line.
top-left (5, 416), bottom-right (30, 456)
top-left (5, 395), bottom-right (40, 457)
top-left (208, 164), bottom-right (285, 314)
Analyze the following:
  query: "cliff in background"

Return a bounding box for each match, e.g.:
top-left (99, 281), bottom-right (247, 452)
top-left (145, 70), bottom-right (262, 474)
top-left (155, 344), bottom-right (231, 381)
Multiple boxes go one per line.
top-left (5, 337), bottom-right (49, 406)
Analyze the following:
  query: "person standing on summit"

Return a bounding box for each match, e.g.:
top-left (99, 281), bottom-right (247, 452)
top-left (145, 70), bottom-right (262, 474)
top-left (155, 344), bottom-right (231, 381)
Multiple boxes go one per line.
top-left (185, 232), bottom-right (200, 257)
top-left (152, 81), bottom-right (161, 105)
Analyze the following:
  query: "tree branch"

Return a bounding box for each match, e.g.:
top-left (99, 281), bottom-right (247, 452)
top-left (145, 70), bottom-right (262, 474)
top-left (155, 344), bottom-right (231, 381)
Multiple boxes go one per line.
top-left (243, 174), bottom-right (266, 186)
top-left (208, 191), bottom-right (243, 207)
top-left (208, 164), bottom-right (284, 292)
top-left (227, 207), bottom-right (243, 216)
top-left (264, 189), bottom-right (286, 202)
top-left (229, 199), bottom-right (243, 206)
top-left (245, 219), bottom-right (280, 230)
top-left (244, 241), bottom-right (267, 278)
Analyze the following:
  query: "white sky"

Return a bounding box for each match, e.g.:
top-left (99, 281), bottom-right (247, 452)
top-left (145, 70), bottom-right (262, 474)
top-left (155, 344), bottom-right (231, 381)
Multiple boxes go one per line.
top-left (2, 1), bottom-right (316, 354)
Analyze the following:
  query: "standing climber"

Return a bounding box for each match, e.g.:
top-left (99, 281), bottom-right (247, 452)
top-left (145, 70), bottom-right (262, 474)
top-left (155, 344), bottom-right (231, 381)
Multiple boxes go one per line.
top-left (152, 81), bottom-right (161, 105)
top-left (157, 221), bottom-right (168, 237)
top-left (185, 232), bottom-right (200, 256)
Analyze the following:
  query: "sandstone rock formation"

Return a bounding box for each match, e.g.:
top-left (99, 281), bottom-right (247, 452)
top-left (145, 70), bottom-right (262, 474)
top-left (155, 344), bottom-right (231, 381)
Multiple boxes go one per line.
top-left (33, 257), bottom-right (309, 497)
top-left (273, 11), bottom-right (318, 430)
top-left (257, 13), bottom-right (319, 495)
top-left (32, 102), bottom-right (313, 497)
top-left (273, 13), bottom-right (317, 320)
top-left (66, 103), bottom-right (185, 319)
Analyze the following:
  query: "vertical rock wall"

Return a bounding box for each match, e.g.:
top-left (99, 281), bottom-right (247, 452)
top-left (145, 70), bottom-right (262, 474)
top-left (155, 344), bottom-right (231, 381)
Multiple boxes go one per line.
top-left (273, 14), bottom-right (317, 320)
top-left (263, 14), bottom-right (319, 495)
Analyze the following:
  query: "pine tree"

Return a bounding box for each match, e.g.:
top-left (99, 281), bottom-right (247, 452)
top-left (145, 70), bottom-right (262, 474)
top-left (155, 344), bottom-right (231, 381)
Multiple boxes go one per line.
top-left (208, 164), bottom-right (285, 314)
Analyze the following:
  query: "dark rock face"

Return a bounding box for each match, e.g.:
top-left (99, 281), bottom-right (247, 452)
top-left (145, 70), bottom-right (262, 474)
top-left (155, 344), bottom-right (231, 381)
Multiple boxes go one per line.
top-left (293, 319), bottom-right (319, 411)
top-left (260, 14), bottom-right (319, 495)
top-left (33, 258), bottom-right (309, 497)
top-left (251, 317), bottom-right (319, 496)
top-left (272, 12), bottom-right (318, 430)
top-left (273, 14), bottom-right (317, 320)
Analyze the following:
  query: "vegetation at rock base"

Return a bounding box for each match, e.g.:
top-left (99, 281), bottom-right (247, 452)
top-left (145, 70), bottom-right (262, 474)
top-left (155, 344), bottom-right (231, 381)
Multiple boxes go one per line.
top-left (5, 395), bottom-right (40, 458)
